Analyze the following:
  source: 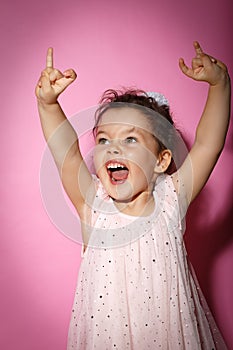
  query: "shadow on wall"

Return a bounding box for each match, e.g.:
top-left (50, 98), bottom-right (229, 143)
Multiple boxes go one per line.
top-left (184, 116), bottom-right (233, 300)
top-left (185, 184), bottom-right (233, 291)
top-left (184, 172), bottom-right (233, 349)
top-left (177, 116), bottom-right (233, 348)
top-left (185, 186), bottom-right (233, 343)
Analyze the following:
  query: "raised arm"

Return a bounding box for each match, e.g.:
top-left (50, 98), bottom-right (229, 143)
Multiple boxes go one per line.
top-left (35, 48), bottom-right (94, 216)
top-left (173, 42), bottom-right (231, 204)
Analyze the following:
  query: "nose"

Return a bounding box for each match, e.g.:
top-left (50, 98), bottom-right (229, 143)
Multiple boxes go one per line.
top-left (107, 140), bottom-right (122, 154)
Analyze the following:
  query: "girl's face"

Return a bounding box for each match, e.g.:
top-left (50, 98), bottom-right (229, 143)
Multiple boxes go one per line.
top-left (93, 107), bottom-right (160, 203)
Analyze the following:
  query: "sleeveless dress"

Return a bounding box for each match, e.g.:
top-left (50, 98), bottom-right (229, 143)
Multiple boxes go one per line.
top-left (67, 174), bottom-right (227, 349)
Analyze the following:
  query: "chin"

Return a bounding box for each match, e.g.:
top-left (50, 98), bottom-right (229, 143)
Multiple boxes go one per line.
top-left (105, 180), bottom-right (136, 203)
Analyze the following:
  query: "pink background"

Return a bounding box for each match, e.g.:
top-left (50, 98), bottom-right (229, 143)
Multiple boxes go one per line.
top-left (1, 0), bottom-right (232, 349)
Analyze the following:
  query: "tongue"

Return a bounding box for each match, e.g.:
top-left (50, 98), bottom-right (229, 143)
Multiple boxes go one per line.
top-left (111, 169), bottom-right (129, 180)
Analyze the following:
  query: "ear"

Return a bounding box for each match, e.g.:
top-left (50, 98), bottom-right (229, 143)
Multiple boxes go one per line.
top-left (154, 149), bottom-right (172, 173)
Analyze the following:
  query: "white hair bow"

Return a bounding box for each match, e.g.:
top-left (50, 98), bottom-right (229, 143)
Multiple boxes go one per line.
top-left (146, 91), bottom-right (169, 107)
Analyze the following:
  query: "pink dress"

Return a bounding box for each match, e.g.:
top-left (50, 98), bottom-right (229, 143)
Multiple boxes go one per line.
top-left (67, 174), bottom-right (227, 349)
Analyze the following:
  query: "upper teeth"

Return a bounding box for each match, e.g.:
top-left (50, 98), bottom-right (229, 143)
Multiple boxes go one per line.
top-left (107, 163), bottom-right (125, 169)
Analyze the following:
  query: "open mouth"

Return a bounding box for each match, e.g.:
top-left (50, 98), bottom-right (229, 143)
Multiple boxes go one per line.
top-left (106, 161), bottom-right (129, 185)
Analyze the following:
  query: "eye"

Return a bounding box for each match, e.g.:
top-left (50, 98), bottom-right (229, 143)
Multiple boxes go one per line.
top-left (98, 138), bottom-right (110, 145)
top-left (124, 136), bottom-right (137, 144)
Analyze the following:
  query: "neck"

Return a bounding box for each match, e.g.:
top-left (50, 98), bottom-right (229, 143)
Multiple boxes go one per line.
top-left (113, 190), bottom-right (155, 217)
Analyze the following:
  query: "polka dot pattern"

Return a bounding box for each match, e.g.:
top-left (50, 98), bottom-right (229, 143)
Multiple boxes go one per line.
top-left (67, 175), bottom-right (226, 349)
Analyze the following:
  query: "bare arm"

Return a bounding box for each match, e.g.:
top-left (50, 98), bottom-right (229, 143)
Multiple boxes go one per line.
top-left (173, 42), bottom-right (231, 204)
top-left (35, 48), bottom-right (94, 215)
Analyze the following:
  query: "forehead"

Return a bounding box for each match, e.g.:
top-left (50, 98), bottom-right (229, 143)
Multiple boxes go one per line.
top-left (97, 107), bottom-right (152, 133)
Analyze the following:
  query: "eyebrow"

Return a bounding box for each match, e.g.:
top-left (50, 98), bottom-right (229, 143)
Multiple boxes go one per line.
top-left (95, 130), bottom-right (106, 137)
top-left (96, 126), bottom-right (141, 137)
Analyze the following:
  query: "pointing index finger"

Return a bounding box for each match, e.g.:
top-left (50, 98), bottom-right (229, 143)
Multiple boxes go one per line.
top-left (46, 47), bottom-right (53, 68)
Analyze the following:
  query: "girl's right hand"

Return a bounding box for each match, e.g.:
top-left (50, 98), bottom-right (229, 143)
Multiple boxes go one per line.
top-left (35, 48), bottom-right (77, 105)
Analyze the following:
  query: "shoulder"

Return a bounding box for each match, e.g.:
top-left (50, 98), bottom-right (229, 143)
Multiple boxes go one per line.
top-left (79, 174), bottom-right (109, 221)
top-left (91, 174), bottom-right (110, 200)
top-left (154, 174), bottom-right (179, 209)
top-left (155, 174), bottom-right (177, 198)
top-left (154, 174), bottom-right (187, 230)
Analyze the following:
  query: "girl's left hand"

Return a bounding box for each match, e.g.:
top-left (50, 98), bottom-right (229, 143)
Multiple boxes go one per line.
top-left (179, 41), bottom-right (228, 86)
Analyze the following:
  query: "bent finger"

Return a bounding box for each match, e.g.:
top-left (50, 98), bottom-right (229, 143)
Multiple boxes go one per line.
top-left (209, 56), bottom-right (217, 64)
top-left (40, 72), bottom-right (52, 90)
top-left (63, 69), bottom-right (77, 80)
top-left (49, 69), bottom-right (64, 83)
top-left (208, 56), bottom-right (227, 71)
top-left (192, 57), bottom-right (203, 69)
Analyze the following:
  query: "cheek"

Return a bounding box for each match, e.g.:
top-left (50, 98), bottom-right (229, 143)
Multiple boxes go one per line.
top-left (128, 147), bottom-right (157, 173)
top-left (93, 147), bottom-right (105, 175)
top-left (93, 148), bottom-right (100, 173)
top-left (133, 163), bottom-right (156, 185)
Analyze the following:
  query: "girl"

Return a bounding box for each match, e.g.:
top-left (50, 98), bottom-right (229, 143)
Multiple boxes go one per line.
top-left (36, 42), bottom-right (231, 349)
